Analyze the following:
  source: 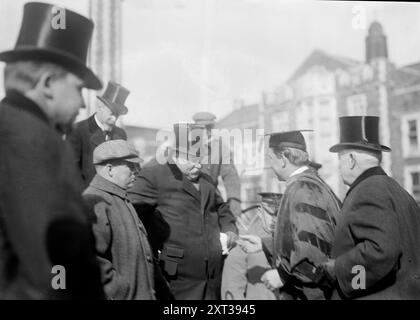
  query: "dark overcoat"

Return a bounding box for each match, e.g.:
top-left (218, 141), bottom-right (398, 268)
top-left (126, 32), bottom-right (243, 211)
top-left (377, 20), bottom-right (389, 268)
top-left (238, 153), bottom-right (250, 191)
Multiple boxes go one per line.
top-left (332, 166), bottom-right (420, 299)
top-left (67, 115), bottom-right (127, 187)
top-left (0, 90), bottom-right (104, 299)
top-left (83, 175), bottom-right (156, 300)
top-left (128, 158), bottom-right (238, 300)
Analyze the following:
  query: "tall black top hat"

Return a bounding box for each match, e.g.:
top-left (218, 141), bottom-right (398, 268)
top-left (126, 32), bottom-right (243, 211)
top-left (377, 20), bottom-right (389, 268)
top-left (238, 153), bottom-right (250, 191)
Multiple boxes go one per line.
top-left (97, 81), bottom-right (129, 115)
top-left (172, 123), bottom-right (205, 158)
top-left (329, 116), bottom-right (391, 153)
top-left (266, 130), bottom-right (313, 152)
top-left (0, 2), bottom-right (102, 90)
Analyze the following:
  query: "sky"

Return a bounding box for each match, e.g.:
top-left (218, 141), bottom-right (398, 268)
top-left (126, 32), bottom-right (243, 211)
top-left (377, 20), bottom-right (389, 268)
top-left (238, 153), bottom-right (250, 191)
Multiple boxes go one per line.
top-left (1, 0), bottom-right (420, 128)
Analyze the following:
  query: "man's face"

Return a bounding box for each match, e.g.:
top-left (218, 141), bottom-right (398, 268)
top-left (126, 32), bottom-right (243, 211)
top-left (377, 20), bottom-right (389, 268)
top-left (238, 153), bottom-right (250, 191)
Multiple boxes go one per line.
top-left (49, 73), bottom-right (84, 127)
top-left (268, 149), bottom-right (287, 181)
top-left (338, 150), bottom-right (354, 186)
top-left (110, 161), bottom-right (139, 189)
top-left (97, 103), bottom-right (119, 130)
top-left (176, 154), bottom-right (202, 181)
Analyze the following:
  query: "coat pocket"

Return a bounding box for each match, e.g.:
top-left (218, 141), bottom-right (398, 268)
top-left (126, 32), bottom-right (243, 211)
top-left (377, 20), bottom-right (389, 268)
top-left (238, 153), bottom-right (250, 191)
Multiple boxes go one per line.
top-left (160, 245), bottom-right (184, 276)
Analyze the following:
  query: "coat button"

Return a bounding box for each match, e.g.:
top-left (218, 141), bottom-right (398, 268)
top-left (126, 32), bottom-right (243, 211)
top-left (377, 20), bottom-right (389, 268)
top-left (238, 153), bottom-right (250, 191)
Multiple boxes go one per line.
top-left (146, 256), bottom-right (153, 263)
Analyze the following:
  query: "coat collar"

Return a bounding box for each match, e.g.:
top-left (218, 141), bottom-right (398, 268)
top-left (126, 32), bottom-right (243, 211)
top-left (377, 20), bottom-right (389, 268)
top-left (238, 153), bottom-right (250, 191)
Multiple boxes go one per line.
top-left (346, 166), bottom-right (387, 197)
top-left (89, 174), bottom-right (128, 200)
top-left (3, 90), bottom-right (50, 125)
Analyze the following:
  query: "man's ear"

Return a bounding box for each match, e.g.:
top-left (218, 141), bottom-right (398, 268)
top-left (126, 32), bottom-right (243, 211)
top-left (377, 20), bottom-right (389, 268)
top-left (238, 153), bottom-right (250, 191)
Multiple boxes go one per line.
top-left (349, 153), bottom-right (356, 170)
top-left (35, 72), bottom-right (54, 100)
top-left (106, 164), bottom-right (114, 177)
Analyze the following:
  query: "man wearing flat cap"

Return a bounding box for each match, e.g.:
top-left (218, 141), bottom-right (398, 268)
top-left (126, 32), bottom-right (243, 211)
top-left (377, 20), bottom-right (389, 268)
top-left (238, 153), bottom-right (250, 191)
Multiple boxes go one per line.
top-left (239, 130), bottom-right (341, 299)
top-left (320, 116), bottom-right (420, 299)
top-left (128, 123), bottom-right (238, 300)
top-left (0, 2), bottom-right (103, 299)
top-left (221, 192), bottom-right (282, 300)
top-left (68, 80), bottom-right (129, 187)
top-left (192, 111), bottom-right (242, 217)
top-left (83, 140), bottom-right (156, 300)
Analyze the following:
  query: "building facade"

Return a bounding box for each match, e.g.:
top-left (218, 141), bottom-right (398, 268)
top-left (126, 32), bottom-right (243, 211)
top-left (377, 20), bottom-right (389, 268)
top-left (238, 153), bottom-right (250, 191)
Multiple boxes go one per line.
top-left (219, 21), bottom-right (420, 204)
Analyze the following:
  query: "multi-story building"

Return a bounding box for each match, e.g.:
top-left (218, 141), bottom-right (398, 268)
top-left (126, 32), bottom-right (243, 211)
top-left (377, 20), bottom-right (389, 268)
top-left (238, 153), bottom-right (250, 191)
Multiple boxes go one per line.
top-left (219, 21), bottom-right (420, 204)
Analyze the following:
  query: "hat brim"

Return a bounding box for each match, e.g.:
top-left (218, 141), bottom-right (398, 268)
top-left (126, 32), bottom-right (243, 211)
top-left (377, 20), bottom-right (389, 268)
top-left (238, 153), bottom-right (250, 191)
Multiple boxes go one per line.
top-left (97, 96), bottom-right (128, 115)
top-left (125, 156), bottom-right (144, 164)
top-left (0, 47), bottom-right (102, 90)
top-left (194, 121), bottom-right (215, 126)
top-left (329, 142), bottom-right (391, 153)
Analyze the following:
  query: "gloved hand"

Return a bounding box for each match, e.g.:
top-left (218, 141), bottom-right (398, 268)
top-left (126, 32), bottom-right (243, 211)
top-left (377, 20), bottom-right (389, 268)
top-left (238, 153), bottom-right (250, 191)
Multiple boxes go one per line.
top-left (228, 198), bottom-right (242, 218)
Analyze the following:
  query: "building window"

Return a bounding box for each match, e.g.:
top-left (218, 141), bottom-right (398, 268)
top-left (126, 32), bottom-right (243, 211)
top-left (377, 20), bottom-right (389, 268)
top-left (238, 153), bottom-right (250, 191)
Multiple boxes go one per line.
top-left (412, 172), bottom-right (420, 198)
top-left (346, 94), bottom-right (367, 116)
top-left (404, 166), bottom-right (420, 204)
top-left (402, 113), bottom-right (420, 157)
top-left (408, 120), bottom-right (418, 148)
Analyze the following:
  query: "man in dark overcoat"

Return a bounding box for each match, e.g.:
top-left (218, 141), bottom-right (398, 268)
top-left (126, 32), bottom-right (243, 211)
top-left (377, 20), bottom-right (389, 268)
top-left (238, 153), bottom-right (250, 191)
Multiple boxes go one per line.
top-left (67, 81), bottom-right (129, 187)
top-left (83, 140), bottom-right (156, 300)
top-left (128, 123), bottom-right (238, 300)
top-left (321, 116), bottom-right (420, 299)
top-left (0, 2), bottom-right (104, 299)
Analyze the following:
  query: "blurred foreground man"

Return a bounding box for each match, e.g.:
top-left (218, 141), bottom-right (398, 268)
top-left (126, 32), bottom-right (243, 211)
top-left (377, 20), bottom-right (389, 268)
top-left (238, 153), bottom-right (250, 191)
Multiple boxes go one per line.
top-left (68, 81), bottom-right (129, 187)
top-left (83, 140), bottom-right (156, 300)
top-left (129, 123), bottom-right (238, 300)
top-left (239, 131), bottom-right (341, 299)
top-left (221, 193), bottom-right (282, 300)
top-left (192, 112), bottom-right (242, 217)
top-left (0, 2), bottom-right (104, 299)
top-left (324, 116), bottom-right (420, 299)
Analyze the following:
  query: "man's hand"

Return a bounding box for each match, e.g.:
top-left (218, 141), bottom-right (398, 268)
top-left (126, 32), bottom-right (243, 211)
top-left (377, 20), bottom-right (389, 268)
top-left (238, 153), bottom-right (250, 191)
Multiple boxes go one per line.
top-left (237, 235), bottom-right (262, 253)
top-left (261, 269), bottom-right (284, 291)
top-left (225, 231), bottom-right (238, 250)
top-left (228, 198), bottom-right (242, 218)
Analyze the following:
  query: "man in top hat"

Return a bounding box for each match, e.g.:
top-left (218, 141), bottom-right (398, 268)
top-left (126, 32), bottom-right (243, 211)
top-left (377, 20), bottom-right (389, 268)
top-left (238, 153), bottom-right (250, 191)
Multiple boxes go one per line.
top-left (128, 123), bottom-right (238, 300)
top-left (0, 2), bottom-right (103, 299)
top-left (192, 111), bottom-right (242, 217)
top-left (67, 80), bottom-right (129, 187)
top-left (319, 116), bottom-right (420, 299)
top-left (221, 192), bottom-right (282, 300)
top-left (83, 140), bottom-right (156, 300)
top-left (238, 130), bottom-right (341, 300)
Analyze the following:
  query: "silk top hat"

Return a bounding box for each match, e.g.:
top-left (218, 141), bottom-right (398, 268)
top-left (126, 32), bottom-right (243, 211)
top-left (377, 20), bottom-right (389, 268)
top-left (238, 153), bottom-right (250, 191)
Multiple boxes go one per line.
top-left (329, 116), bottom-right (391, 153)
top-left (266, 130), bottom-right (313, 152)
top-left (0, 2), bottom-right (102, 90)
top-left (171, 123), bottom-right (205, 158)
top-left (97, 81), bottom-right (129, 115)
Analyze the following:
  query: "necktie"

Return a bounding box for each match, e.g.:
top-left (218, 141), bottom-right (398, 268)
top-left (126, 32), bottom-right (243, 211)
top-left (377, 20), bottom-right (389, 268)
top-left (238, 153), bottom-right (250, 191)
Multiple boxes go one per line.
top-left (104, 130), bottom-right (111, 141)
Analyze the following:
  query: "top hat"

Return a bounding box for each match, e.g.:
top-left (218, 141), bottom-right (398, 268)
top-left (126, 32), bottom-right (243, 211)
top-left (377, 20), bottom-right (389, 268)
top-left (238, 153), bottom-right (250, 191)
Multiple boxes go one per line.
top-left (0, 2), bottom-right (102, 90)
top-left (171, 123), bottom-right (206, 159)
top-left (329, 116), bottom-right (391, 153)
top-left (97, 81), bottom-right (129, 115)
top-left (266, 130), bottom-right (313, 152)
top-left (192, 111), bottom-right (217, 126)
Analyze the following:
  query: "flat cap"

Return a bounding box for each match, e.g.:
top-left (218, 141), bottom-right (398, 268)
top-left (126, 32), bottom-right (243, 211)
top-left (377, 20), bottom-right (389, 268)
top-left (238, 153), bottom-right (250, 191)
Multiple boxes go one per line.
top-left (192, 111), bottom-right (217, 125)
top-left (93, 140), bottom-right (143, 165)
top-left (266, 130), bottom-right (313, 152)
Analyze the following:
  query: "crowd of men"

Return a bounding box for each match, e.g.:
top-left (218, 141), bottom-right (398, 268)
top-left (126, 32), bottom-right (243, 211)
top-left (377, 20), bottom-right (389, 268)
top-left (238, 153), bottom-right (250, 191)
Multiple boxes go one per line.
top-left (0, 2), bottom-right (420, 300)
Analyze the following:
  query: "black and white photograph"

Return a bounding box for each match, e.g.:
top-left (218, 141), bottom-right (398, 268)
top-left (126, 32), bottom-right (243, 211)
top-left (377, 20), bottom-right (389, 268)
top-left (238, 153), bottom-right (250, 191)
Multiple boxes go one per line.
top-left (0, 0), bottom-right (420, 306)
